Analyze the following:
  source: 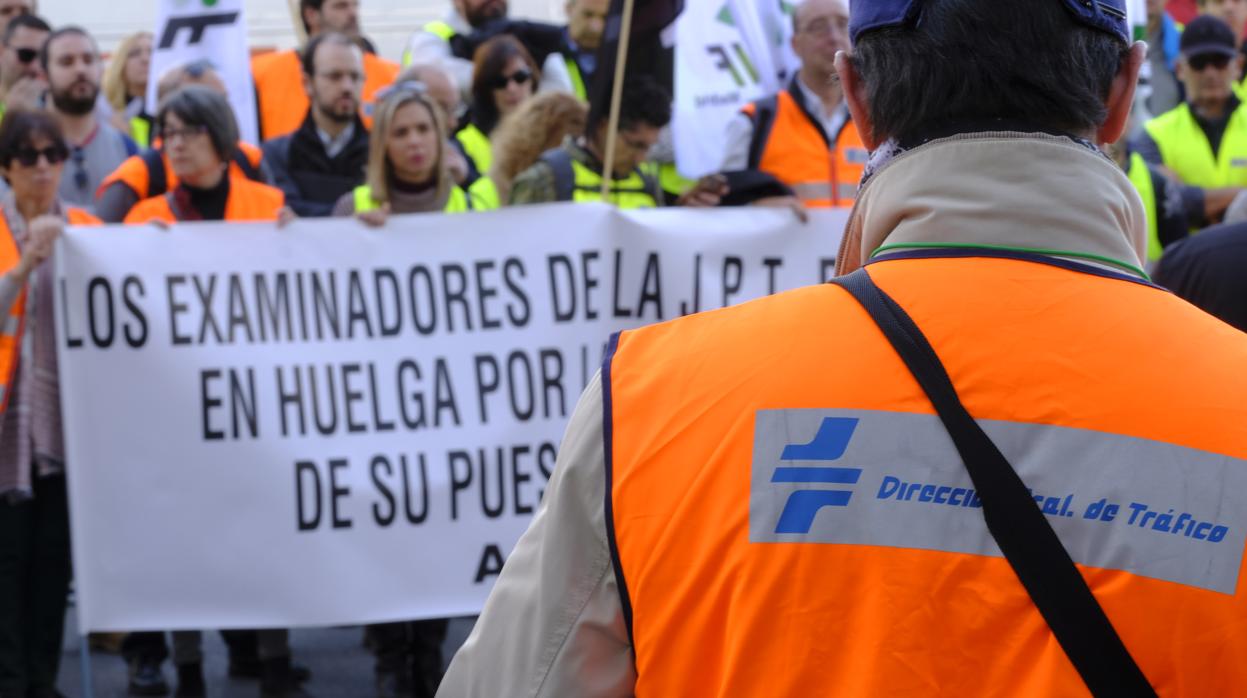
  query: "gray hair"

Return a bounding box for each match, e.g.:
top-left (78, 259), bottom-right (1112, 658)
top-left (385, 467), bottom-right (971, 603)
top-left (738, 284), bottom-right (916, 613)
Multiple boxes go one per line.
top-left (157, 85), bottom-right (238, 161)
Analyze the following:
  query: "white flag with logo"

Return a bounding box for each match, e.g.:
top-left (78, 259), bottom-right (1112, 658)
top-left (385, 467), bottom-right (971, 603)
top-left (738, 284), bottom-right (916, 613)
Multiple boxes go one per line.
top-left (673, 0), bottom-right (797, 178)
top-left (147, 0), bottom-right (259, 145)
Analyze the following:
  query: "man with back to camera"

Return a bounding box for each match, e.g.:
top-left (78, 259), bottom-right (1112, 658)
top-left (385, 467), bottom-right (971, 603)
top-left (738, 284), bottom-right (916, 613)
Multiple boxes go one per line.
top-left (436, 1), bottom-right (1247, 695)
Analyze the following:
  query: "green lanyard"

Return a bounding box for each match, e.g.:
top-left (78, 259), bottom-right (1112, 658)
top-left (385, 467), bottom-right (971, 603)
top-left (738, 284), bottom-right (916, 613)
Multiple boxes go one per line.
top-left (871, 241), bottom-right (1151, 281)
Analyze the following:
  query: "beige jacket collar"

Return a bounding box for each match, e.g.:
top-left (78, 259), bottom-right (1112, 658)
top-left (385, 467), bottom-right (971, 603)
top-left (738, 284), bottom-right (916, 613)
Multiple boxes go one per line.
top-left (835, 132), bottom-right (1148, 277)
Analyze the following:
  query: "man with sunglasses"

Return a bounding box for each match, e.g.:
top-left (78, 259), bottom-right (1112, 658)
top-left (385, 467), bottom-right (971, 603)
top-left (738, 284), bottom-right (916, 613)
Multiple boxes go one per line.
top-left (438, 1), bottom-right (1247, 696)
top-left (1137, 14), bottom-right (1247, 218)
top-left (40, 26), bottom-right (135, 215)
top-left (0, 14), bottom-right (47, 118)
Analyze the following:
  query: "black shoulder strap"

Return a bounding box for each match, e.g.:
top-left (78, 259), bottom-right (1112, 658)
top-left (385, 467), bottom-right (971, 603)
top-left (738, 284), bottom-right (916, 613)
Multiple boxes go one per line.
top-left (746, 95), bottom-right (779, 170)
top-left (828, 269), bottom-right (1156, 698)
top-left (232, 148), bottom-right (262, 183)
top-left (539, 148), bottom-right (575, 202)
top-left (141, 149), bottom-right (167, 197)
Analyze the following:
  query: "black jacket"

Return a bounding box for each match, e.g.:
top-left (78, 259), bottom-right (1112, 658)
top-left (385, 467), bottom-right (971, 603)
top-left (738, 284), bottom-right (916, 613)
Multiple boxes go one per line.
top-left (264, 113), bottom-right (370, 217)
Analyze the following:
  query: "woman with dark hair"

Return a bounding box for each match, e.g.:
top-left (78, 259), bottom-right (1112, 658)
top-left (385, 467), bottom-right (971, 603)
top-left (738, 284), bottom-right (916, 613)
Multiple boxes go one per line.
top-left (0, 108), bottom-right (101, 698)
top-left (456, 35), bottom-right (540, 179)
top-left (124, 86), bottom-right (289, 224)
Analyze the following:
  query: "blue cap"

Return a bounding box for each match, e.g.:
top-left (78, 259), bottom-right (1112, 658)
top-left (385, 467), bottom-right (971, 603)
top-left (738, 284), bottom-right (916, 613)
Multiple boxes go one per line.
top-left (848, 0), bottom-right (1130, 45)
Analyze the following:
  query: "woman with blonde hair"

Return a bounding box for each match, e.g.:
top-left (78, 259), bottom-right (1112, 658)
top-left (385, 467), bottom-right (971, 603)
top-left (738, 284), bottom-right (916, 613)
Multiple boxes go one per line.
top-left (488, 91), bottom-right (587, 203)
top-left (333, 82), bottom-right (479, 223)
top-left (103, 31), bottom-right (154, 148)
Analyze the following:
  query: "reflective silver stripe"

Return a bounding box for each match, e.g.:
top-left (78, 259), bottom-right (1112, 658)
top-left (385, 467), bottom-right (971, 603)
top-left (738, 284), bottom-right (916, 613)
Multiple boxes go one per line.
top-left (751, 409), bottom-right (1247, 594)
top-left (791, 182), bottom-right (833, 201)
top-left (790, 182), bottom-right (858, 203)
top-left (1, 314), bottom-right (19, 337)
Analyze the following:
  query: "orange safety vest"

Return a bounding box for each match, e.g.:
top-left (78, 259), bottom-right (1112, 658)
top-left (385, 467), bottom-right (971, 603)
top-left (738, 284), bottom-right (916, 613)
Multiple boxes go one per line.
top-left (96, 142), bottom-right (266, 202)
top-left (0, 207), bottom-right (100, 414)
top-left (123, 178), bottom-right (285, 224)
top-left (741, 79), bottom-right (868, 208)
top-left (252, 49), bottom-right (398, 141)
top-left (606, 252), bottom-right (1247, 697)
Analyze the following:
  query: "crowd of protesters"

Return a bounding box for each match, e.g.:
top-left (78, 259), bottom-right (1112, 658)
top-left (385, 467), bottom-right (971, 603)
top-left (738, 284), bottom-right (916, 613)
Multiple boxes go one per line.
top-left (2, 0), bottom-right (1247, 696)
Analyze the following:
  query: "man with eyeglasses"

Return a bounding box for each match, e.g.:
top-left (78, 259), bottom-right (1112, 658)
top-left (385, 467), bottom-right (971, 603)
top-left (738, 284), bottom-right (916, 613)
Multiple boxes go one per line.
top-left (41, 26), bottom-right (135, 215)
top-left (721, 0), bottom-right (866, 209)
top-left (264, 32), bottom-right (370, 217)
top-left (252, 0), bottom-right (398, 141)
top-left (0, 14), bottom-right (47, 118)
top-left (1136, 14), bottom-right (1247, 213)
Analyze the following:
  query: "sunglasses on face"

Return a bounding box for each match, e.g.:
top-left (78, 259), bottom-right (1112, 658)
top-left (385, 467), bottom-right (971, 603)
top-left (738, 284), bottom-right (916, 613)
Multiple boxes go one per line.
top-left (1189, 53), bottom-right (1233, 72)
top-left (14, 47), bottom-right (36, 64)
top-left (12, 145), bottom-right (68, 167)
top-left (491, 69), bottom-right (531, 90)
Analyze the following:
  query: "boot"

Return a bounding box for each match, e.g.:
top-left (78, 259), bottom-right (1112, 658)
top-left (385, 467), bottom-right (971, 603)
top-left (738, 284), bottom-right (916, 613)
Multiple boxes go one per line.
top-left (174, 663), bottom-right (205, 698)
top-left (260, 657), bottom-right (311, 698)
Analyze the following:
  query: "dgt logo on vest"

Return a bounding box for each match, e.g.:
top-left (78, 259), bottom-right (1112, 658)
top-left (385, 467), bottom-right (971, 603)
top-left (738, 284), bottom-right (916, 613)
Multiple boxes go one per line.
top-left (750, 408), bottom-right (1247, 594)
top-left (770, 417), bottom-right (861, 534)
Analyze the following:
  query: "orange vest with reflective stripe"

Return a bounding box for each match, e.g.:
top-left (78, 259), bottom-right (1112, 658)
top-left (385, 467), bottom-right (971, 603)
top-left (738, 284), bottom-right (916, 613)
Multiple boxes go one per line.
top-left (252, 49), bottom-right (398, 141)
top-left (123, 178), bottom-right (285, 224)
top-left (741, 83), bottom-right (867, 208)
top-left (96, 141), bottom-right (265, 201)
top-left (606, 253), bottom-right (1247, 697)
top-left (0, 207), bottom-right (100, 414)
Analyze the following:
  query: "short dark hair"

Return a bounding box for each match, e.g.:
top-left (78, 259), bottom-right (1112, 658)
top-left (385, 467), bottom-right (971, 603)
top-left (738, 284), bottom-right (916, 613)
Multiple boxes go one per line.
top-left (470, 35), bottom-right (541, 135)
top-left (3, 14), bottom-right (50, 47)
top-left (39, 26), bottom-right (94, 74)
top-left (851, 0), bottom-right (1128, 144)
top-left (300, 0), bottom-right (324, 35)
top-left (301, 31), bottom-right (357, 76)
top-left (157, 86), bottom-right (239, 162)
top-left (0, 108), bottom-right (66, 168)
top-left (588, 76), bottom-right (672, 133)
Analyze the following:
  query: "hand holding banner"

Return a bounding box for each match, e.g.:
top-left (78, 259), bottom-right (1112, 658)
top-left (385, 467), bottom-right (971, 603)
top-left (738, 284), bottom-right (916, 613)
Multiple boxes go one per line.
top-left (56, 204), bottom-right (845, 631)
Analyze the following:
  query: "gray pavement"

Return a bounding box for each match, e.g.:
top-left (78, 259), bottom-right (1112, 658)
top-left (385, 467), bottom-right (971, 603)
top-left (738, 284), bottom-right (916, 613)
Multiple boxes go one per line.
top-left (56, 613), bottom-right (475, 698)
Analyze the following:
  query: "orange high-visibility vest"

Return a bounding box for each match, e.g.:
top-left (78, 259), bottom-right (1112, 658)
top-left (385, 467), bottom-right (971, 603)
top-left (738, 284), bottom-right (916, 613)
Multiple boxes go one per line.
top-left (123, 178), bottom-right (285, 224)
top-left (741, 80), bottom-right (868, 208)
top-left (0, 207), bottom-right (100, 414)
top-left (605, 252), bottom-right (1247, 697)
top-left (96, 142), bottom-right (265, 202)
top-left (252, 49), bottom-right (398, 141)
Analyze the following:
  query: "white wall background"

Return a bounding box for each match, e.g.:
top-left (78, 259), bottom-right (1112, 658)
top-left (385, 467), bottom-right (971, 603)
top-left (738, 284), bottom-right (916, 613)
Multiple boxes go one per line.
top-left (41, 0), bottom-right (564, 61)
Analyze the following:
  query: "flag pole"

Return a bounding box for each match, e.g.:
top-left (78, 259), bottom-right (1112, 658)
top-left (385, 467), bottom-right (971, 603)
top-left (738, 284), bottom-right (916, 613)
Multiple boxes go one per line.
top-left (600, 0), bottom-right (638, 201)
top-left (287, 0), bottom-right (309, 45)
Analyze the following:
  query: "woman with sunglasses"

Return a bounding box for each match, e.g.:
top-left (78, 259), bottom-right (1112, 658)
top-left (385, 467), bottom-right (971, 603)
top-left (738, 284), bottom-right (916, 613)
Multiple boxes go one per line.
top-left (333, 85), bottom-right (482, 222)
top-left (456, 35), bottom-right (540, 180)
top-left (124, 86), bottom-right (289, 225)
top-left (0, 108), bottom-right (101, 698)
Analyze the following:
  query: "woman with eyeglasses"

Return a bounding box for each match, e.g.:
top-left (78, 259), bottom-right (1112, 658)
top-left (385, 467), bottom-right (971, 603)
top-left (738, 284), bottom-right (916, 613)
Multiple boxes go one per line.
top-left (0, 108), bottom-right (101, 698)
top-left (333, 85), bottom-right (483, 222)
top-left (455, 35), bottom-right (540, 180)
top-left (104, 31), bottom-right (154, 149)
top-left (124, 86), bottom-right (289, 225)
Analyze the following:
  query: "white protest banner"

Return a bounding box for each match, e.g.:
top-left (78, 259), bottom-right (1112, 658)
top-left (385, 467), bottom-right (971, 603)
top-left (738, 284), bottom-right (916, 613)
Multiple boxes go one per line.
top-left (56, 204), bottom-right (847, 632)
top-left (148, 0), bottom-right (259, 144)
top-left (673, 0), bottom-right (796, 177)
